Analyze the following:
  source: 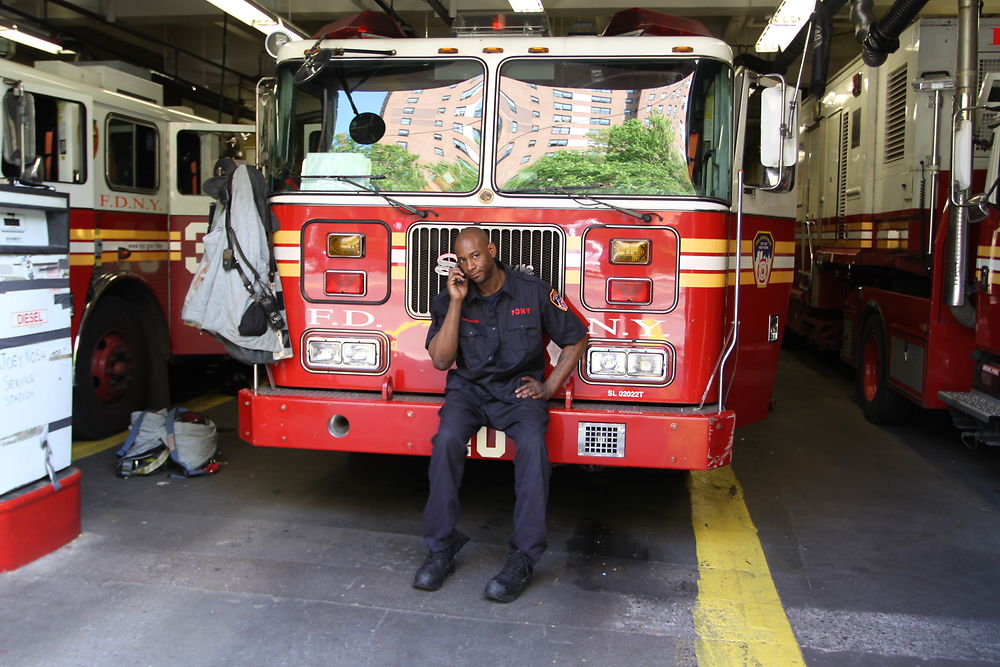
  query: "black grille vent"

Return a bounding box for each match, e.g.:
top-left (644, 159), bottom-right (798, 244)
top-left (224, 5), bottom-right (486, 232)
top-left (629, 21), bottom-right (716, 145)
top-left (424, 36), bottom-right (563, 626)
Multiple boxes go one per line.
top-left (837, 111), bottom-right (849, 218)
top-left (407, 224), bottom-right (565, 318)
top-left (884, 65), bottom-right (908, 164)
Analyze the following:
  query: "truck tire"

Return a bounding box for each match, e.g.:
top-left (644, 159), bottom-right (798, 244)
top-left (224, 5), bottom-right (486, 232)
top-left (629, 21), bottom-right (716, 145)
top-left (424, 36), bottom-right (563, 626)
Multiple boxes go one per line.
top-left (857, 316), bottom-right (912, 425)
top-left (73, 295), bottom-right (150, 439)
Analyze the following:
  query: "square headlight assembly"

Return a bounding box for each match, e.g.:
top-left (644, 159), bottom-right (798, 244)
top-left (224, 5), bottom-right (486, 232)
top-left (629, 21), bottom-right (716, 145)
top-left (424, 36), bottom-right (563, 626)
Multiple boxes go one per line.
top-left (587, 345), bottom-right (669, 383)
top-left (342, 341), bottom-right (377, 366)
top-left (307, 339), bottom-right (342, 366)
top-left (305, 337), bottom-right (381, 372)
top-left (627, 350), bottom-right (666, 379)
top-left (587, 348), bottom-right (627, 379)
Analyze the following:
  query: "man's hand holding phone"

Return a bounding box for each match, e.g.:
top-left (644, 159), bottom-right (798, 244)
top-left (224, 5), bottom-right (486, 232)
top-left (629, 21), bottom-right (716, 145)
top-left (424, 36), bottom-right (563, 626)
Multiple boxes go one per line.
top-left (447, 266), bottom-right (468, 301)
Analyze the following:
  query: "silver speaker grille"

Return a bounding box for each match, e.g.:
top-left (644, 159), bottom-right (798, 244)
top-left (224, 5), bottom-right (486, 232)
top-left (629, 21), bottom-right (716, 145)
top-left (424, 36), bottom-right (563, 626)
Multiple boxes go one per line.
top-left (577, 422), bottom-right (626, 458)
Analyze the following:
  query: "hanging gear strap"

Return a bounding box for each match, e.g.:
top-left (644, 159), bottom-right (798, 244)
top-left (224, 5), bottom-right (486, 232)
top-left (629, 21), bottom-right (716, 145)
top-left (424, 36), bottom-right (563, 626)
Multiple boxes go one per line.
top-left (115, 411), bottom-right (147, 458)
top-left (219, 166), bottom-right (284, 332)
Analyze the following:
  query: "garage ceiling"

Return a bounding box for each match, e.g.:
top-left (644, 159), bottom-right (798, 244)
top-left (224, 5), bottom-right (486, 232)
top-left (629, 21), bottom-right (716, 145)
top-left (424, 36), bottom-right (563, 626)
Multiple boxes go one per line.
top-left (0, 0), bottom-right (968, 121)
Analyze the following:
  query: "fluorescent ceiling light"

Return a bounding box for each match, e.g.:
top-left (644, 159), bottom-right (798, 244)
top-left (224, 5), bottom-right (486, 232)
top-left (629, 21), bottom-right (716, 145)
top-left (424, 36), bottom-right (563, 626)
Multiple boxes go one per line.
top-left (204, 0), bottom-right (305, 39)
top-left (508, 0), bottom-right (544, 13)
top-left (0, 25), bottom-right (75, 54)
top-left (755, 0), bottom-right (814, 53)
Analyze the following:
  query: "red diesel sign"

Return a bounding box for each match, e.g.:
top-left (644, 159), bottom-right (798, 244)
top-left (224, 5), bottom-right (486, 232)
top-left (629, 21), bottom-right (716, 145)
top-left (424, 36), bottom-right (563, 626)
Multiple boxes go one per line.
top-left (12, 309), bottom-right (47, 328)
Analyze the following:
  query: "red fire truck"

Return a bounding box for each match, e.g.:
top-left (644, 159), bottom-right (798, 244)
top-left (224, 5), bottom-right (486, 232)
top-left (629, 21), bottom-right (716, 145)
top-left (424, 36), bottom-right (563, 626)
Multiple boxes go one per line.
top-left (240, 9), bottom-right (799, 469)
top-left (791, 14), bottom-right (1000, 437)
top-left (0, 59), bottom-right (254, 438)
top-left (944, 118), bottom-right (1000, 444)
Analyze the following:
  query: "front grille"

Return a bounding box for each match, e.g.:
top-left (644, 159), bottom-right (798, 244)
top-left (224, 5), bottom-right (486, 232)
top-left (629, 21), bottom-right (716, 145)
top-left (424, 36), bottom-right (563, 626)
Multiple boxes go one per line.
top-left (578, 422), bottom-right (626, 458)
top-left (406, 223), bottom-right (565, 318)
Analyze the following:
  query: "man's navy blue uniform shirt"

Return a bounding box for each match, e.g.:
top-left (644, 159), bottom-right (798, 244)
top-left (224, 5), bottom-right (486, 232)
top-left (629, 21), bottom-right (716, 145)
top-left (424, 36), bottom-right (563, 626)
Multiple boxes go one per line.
top-left (425, 262), bottom-right (587, 402)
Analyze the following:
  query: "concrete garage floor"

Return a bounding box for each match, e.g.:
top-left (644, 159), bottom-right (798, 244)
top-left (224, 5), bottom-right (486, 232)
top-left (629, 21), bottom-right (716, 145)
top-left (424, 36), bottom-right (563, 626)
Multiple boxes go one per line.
top-left (2, 348), bottom-right (1000, 666)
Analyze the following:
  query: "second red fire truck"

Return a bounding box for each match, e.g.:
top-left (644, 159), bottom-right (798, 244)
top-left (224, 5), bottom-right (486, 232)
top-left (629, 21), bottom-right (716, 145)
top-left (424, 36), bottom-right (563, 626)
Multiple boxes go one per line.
top-left (791, 13), bottom-right (1000, 442)
top-left (0, 58), bottom-right (254, 438)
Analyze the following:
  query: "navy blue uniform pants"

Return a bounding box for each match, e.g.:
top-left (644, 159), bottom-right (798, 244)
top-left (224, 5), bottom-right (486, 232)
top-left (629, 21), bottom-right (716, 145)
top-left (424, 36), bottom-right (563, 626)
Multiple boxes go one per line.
top-left (423, 388), bottom-right (550, 565)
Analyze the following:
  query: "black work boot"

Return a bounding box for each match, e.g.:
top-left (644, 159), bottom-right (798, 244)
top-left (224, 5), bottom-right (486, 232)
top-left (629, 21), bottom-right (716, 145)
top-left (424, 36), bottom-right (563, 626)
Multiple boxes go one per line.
top-left (483, 550), bottom-right (533, 603)
top-left (413, 532), bottom-right (469, 591)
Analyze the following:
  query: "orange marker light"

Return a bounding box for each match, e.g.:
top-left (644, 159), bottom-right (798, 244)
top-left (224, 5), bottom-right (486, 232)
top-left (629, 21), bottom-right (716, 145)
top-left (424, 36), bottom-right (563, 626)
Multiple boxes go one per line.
top-left (327, 233), bottom-right (364, 257)
top-left (610, 238), bottom-right (651, 264)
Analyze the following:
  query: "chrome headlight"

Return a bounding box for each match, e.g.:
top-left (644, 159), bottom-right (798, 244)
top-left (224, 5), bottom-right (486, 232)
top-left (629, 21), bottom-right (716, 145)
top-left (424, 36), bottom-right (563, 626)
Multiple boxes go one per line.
top-left (627, 351), bottom-right (665, 378)
top-left (304, 334), bottom-right (384, 373)
top-left (307, 339), bottom-right (343, 366)
top-left (588, 349), bottom-right (627, 377)
top-left (586, 344), bottom-right (669, 383)
top-left (343, 341), bottom-right (377, 366)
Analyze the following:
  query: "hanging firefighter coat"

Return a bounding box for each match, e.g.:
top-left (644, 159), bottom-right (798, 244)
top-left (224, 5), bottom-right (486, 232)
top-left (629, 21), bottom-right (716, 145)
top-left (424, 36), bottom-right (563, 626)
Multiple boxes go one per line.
top-left (182, 160), bottom-right (292, 364)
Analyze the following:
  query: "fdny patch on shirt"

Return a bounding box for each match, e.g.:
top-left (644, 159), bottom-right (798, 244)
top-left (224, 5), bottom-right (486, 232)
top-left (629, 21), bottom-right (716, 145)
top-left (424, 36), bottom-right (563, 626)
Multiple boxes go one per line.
top-left (549, 289), bottom-right (568, 311)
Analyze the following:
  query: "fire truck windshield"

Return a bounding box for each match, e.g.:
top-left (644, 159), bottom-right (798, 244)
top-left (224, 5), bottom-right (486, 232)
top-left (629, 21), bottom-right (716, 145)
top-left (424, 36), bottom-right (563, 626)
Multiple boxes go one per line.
top-left (271, 55), bottom-right (731, 202)
top-left (496, 58), bottom-right (731, 201)
top-left (274, 58), bottom-right (485, 193)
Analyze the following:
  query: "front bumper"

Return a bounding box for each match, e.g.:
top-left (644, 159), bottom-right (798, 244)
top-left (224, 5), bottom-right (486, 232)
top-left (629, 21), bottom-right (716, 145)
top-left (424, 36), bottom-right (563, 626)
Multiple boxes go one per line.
top-left (238, 387), bottom-right (735, 470)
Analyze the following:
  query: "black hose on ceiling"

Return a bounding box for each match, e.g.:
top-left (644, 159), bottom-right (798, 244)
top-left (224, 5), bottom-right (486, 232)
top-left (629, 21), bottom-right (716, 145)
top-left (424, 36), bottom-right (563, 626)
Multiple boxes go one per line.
top-left (809, 1), bottom-right (833, 98)
top-left (850, 0), bottom-right (877, 43)
top-left (851, 0), bottom-right (931, 67)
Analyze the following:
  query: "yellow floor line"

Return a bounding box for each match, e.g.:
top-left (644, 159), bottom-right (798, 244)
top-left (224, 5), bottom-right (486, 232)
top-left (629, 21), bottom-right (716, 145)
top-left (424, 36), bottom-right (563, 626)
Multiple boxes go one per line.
top-left (688, 467), bottom-right (805, 666)
top-left (71, 394), bottom-right (234, 462)
top-left (178, 393), bottom-right (234, 414)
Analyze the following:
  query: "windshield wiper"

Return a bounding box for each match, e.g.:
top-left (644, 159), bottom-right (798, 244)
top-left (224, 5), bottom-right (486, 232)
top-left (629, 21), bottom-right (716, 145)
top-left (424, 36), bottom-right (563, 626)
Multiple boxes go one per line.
top-left (531, 186), bottom-right (663, 223)
top-left (333, 176), bottom-right (438, 218)
top-left (327, 47), bottom-right (397, 56)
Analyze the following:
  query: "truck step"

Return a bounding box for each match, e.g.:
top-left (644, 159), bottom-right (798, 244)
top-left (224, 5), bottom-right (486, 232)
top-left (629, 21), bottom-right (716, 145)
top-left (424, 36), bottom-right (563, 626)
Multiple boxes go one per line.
top-left (938, 390), bottom-right (1000, 423)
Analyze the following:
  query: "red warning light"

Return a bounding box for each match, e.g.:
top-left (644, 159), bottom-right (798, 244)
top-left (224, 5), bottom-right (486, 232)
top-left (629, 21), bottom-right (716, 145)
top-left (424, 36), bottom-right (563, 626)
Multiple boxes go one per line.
top-left (602, 8), bottom-right (711, 38)
top-left (311, 11), bottom-right (408, 39)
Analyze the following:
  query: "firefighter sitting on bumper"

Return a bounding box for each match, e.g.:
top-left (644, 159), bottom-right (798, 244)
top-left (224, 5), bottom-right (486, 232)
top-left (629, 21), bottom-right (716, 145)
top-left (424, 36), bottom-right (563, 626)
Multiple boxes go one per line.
top-left (415, 226), bottom-right (587, 603)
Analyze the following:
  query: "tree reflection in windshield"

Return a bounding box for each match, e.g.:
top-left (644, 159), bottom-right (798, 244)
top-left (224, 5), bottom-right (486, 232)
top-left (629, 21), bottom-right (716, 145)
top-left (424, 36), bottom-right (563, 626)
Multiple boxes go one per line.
top-left (496, 58), bottom-right (731, 200)
top-left (274, 61), bottom-right (485, 193)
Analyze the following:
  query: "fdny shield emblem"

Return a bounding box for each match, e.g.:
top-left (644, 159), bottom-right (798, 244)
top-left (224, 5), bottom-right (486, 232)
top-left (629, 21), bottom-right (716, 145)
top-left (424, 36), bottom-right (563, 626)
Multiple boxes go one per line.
top-left (753, 232), bottom-right (775, 288)
top-left (549, 289), bottom-right (568, 311)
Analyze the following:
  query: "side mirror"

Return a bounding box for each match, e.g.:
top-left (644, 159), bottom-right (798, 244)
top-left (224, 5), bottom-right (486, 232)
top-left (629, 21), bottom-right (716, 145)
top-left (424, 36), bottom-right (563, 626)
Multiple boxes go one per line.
top-left (968, 123), bottom-right (1000, 214)
top-left (256, 77), bottom-right (277, 178)
top-left (349, 112), bottom-right (386, 145)
top-left (953, 118), bottom-right (973, 191)
top-left (986, 126), bottom-right (1000, 207)
top-left (295, 49), bottom-right (332, 85)
top-left (760, 84), bottom-right (797, 169)
top-left (2, 84), bottom-right (37, 182)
